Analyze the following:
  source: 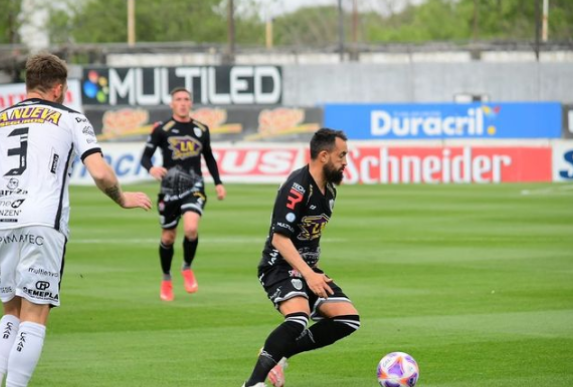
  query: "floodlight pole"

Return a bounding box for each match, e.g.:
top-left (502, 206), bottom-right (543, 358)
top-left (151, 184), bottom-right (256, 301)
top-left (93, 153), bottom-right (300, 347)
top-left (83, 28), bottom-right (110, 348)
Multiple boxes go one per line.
top-left (351, 0), bottom-right (358, 60)
top-left (227, 0), bottom-right (236, 64)
top-left (542, 0), bottom-right (549, 42)
top-left (535, 0), bottom-right (541, 61)
top-left (127, 0), bottom-right (135, 46)
top-left (338, 0), bottom-right (344, 62)
top-left (472, 0), bottom-right (479, 40)
top-left (266, 18), bottom-right (273, 49)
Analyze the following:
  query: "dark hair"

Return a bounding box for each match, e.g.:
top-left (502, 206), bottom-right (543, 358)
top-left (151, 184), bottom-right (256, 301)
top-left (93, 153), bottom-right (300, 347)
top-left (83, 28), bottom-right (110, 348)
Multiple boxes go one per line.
top-left (25, 53), bottom-right (67, 93)
top-left (170, 87), bottom-right (192, 100)
top-left (310, 128), bottom-right (347, 160)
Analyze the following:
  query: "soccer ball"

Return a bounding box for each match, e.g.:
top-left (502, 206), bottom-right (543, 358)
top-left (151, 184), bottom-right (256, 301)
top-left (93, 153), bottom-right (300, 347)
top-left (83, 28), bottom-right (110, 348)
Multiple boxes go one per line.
top-left (376, 351), bottom-right (419, 387)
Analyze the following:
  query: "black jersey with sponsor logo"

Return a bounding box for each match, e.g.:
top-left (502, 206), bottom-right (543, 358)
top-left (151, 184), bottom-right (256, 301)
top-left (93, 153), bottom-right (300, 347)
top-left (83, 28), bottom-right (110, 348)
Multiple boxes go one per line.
top-left (260, 165), bottom-right (337, 270)
top-left (140, 118), bottom-right (222, 185)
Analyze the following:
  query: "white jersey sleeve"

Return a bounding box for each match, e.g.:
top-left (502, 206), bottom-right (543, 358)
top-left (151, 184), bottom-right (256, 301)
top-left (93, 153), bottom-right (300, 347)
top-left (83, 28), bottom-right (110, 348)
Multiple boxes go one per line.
top-left (68, 110), bottom-right (102, 161)
top-left (0, 98), bottom-right (101, 236)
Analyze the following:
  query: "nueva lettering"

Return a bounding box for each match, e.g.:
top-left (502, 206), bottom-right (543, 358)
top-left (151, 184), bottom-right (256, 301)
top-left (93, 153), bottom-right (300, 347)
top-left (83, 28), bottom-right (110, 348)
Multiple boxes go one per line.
top-left (0, 107), bottom-right (62, 126)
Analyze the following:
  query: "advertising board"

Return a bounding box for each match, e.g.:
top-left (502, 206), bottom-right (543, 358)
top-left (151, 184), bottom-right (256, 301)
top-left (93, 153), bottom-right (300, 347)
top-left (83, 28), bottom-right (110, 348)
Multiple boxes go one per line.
top-left (0, 80), bottom-right (83, 112)
top-left (70, 143), bottom-right (553, 185)
top-left (324, 102), bottom-right (562, 140)
top-left (82, 66), bottom-right (282, 106)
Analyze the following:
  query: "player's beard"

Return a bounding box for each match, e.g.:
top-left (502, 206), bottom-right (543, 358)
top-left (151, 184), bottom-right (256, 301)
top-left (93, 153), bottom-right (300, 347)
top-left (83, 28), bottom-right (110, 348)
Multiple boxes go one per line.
top-left (323, 162), bottom-right (344, 185)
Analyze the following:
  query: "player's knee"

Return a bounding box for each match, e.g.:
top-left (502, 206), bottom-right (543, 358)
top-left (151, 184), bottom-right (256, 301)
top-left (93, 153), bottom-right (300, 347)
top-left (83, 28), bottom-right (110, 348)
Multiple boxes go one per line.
top-left (271, 312), bottom-right (309, 343)
top-left (334, 314), bottom-right (361, 336)
top-left (183, 226), bottom-right (198, 240)
top-left (161, 229), bottom-right (176, 245)
top-left (285, 312), bottom-right (309, 332)
top-left (161, 236), bottom-right (176, 246)
top-left (184, 231), bottom-right (198, 240)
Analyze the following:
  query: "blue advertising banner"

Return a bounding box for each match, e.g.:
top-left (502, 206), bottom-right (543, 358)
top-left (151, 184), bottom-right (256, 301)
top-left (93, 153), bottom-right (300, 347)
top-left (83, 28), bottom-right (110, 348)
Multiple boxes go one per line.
top-left (324, 102), bottom-right (562, 140)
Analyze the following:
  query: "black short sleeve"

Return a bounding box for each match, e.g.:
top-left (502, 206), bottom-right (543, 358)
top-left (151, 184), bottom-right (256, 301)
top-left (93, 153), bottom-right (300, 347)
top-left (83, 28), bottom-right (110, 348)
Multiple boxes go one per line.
top-left (270, 179), bottom-right (308, 238)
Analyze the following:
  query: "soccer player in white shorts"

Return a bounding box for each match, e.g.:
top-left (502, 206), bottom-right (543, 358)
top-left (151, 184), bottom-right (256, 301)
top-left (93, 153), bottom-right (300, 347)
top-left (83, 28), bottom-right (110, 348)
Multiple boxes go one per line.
top-left (0, 227), bottom-right (66, 307)
top-left (0, 53), bottom-right (151, 387)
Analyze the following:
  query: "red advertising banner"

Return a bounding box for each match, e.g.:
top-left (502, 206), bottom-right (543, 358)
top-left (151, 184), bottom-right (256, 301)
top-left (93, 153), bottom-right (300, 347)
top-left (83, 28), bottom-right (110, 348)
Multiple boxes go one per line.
top-left (70, 143), bottom-right (552, 185)
top-left (343, 146), bottom-right (552, 184)
top-left (211, 147), bottom-right (305, 182)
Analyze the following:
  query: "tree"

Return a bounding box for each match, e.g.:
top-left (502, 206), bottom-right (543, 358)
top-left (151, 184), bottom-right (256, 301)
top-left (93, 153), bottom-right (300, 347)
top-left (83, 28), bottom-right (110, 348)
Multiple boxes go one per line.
top-left (271, 6), bottom-right (341, 47)
top-left (42, 0), bottom-right (573, 47)
top-left (46, 0), bottom-right (263, 45)
top-left (363, 0), bottom-right (573, 43)
top-left (0, 0), bottom-right (22, 44)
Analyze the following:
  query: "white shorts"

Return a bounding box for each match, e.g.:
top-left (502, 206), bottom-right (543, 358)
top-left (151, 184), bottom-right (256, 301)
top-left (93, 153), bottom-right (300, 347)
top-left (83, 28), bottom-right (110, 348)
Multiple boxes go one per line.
top-left (0, 226), bottom-right (66, 307)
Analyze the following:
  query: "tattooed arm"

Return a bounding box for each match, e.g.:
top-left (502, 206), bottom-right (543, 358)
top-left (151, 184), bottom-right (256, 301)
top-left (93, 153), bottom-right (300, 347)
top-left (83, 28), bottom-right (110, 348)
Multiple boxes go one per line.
top-left (84, 153), bottom-right (151, 210)
top-left (104, 184), bottom-right (124, 206)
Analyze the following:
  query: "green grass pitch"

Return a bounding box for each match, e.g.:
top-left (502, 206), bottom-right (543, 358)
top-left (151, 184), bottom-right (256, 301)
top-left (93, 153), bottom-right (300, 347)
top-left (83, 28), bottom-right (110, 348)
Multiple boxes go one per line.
top-left (31, 183), bottom-right (573, 386)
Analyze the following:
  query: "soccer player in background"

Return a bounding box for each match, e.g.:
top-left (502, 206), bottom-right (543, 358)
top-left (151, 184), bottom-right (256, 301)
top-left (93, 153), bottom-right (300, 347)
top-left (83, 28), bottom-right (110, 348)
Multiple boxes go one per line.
top-left (140, 87), bottom-right (226, 301)
top-left (242, 128), bottom-right (360, 387)
top-left (0, 53), bottom-right (152, 387)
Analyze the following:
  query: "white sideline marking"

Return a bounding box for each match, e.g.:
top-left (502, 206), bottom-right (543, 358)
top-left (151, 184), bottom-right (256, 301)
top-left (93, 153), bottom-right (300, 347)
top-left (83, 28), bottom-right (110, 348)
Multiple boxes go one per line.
top-left (69, 237), bottom-right (348, 245)
top-left (520, 185), bottom-right (573, 196)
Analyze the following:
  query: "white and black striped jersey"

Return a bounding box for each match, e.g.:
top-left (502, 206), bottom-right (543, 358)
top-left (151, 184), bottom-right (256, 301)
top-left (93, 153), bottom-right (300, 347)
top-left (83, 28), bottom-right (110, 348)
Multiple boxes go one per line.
top-left (0, 98), bottom-right (101, 236)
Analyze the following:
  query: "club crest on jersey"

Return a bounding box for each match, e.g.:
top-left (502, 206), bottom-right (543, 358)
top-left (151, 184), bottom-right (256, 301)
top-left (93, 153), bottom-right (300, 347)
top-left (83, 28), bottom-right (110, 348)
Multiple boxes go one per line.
top-left (0, 107), bottom-right (62, 127)
top-left (168, 136), bottom-right (202, 159)
top-left (193, 127), bottom-right (203, 138)
top-left (291, 279), bottom-right (303, 290)
top-left (7, 178), bottom-right (19, 190)
top-left (297, 214), bottom-right (330, 241)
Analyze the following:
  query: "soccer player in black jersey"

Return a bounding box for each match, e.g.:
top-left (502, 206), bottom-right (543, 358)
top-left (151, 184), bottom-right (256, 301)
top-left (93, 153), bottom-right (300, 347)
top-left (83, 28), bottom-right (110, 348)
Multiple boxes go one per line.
top-left (242, 128), bottom-right (360, 387)
top-left (140, 87), bottom-right (226, 301)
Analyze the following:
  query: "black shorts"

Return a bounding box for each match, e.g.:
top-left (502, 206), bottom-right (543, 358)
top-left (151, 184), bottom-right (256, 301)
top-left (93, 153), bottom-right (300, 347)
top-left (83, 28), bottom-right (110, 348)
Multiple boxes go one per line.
top-left (157, 189), bottom-right (207, 229)
top-left (258, 264), bottom-right (352, 321)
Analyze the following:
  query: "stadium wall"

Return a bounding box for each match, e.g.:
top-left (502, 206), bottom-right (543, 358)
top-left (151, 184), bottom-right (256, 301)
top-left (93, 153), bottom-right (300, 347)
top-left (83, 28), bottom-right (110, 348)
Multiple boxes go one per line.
top-left (281, 63), bottom-right (573, 105)
top-left (80, 63), bottom-right (573, 109)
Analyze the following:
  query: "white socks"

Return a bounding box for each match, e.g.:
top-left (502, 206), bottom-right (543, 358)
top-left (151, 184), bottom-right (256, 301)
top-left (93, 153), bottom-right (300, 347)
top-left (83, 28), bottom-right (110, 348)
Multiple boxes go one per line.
top-left (5, 321), bottom-right (46, 387)
top-left (0, 315), bottom-right (21, 385)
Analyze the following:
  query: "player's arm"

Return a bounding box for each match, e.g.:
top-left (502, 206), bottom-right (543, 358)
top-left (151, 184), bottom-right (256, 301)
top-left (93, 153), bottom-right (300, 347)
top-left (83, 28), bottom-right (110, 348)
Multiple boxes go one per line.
top-left (84, 152), bottom-right (151, 210)
top-left (272, 233), bottom-right (333, 299)
top-left (69, 112), bottom-right (150, 209)
top-left (202, 130), bottom-right (225, 200)
top-left (140, 124), bottom-right (167, 181)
